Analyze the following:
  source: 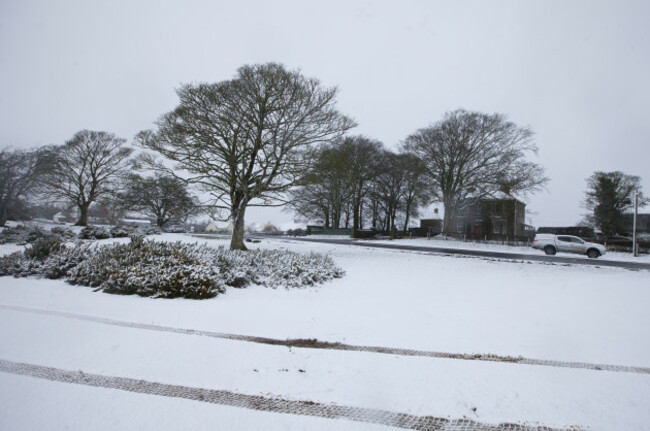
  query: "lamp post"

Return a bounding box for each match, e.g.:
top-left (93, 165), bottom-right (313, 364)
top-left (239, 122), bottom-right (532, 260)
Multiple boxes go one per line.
top-left (633, 190), bottom-right (639, 257)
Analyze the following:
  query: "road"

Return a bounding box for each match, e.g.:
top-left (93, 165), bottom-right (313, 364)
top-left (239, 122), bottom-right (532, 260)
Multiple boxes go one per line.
top-left (246, 235), bottom-right (650, 271)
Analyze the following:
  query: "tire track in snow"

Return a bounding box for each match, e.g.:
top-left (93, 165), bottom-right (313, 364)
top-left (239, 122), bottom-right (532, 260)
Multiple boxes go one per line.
top-left (2, 303), bottom-right (649, 375)
top-left (0, 358), bottom-right (579, 431)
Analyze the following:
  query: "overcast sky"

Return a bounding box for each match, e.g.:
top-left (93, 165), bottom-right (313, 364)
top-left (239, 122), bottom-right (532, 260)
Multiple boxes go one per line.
top-left (1, 0), bottom-right (648, 227)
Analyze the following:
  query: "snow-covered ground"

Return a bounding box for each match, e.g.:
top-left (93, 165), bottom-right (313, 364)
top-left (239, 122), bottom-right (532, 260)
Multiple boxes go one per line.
top-left (1, 233), bottom-right (649, 430)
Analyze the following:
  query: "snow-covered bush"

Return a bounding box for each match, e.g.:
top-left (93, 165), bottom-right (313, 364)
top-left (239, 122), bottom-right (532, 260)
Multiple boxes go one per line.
top-left (0, 242), bottom-right (95, 279)
top-left (50, 227), bottom-right (76, 241)
top-left (139, 225), bottom-right (162, 236)
top-left (109, 225), bottom-right (161, 238)
top-left (24, 236), bottom-right (64, 261)
top-left (109, 225), bottom-right (137, 238)
top-left (67, 238), bottom-right (225, 299)
top-left (0, 252), bottom-right (23, 276)
top-left (0, 237), bottom-right (344, 298)
top-left (78, 226), bottom-right (111, 240)
top-left (0, 224), bottom-right (75, 245)
top-left (37, 243), bottom-right (96, 279)
top-left (0, 225), bottom-right (47, 244)
top-left (211, 247), bottom-right (344, 288)
top-left (262, 222), bottom-right (281, 234)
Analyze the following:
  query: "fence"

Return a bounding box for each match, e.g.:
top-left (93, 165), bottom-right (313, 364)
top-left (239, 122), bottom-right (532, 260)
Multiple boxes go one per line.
top-left (592, 238), bottom-right (650, 254)
top-left (435, 233), bottom-right (534, 246)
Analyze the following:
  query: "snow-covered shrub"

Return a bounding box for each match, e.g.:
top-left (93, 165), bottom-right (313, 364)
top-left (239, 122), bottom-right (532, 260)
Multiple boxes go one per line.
top-left (109, 225), bottom-right (137, 238)
top-left (0, 242), bottom-right (95, 279)
top-left (0, 252), bottom-right (24, 276)
top-left (50, 227), bottom-right (76, 241)
top-left (286, 228), bottom-right (307, 236)
top-left (78, 226), bottom-right (111, 240)
top-left (0, 225), bottom-right (46, 244)
top-left (252, 249), bottom-right (345, 287)
top-left (67, 238), bottom-right (225, 299)
top-left (24, 236), bottom-right (64, 261)
top-left (37, 243), bottom-right (96, 279)
top-left (138, 225), bottom-right (161, 236)
top-left (211, 247), bottom-right (344, 288)
top-left (109, 225), bottom-right (161, 238)
top-left (0, 237), bottom-right (344, 297)
top-left (262, 223), bottom-right (281, 234)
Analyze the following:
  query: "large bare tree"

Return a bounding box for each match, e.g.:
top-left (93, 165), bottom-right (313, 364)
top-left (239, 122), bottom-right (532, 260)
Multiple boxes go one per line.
top-left (139, 63), bottom-right (355, 250)
top-left (41, 130), bottom-right (133, 226)
top-left (404, 109), bottom-right (547, 234)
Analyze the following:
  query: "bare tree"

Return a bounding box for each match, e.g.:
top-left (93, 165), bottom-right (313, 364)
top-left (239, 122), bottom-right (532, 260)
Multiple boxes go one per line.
top-left (338, 136), bottom-right (384, 235)
top-left (290, 141), bottom-right (351, 228)
top-left (41, 130), bottom-right (133, 226)
top-left (88, 199), bottom-right (127, 225)
top-left (120, 174), bottom-right (198, 227)
top-left (0, 147), bottom-right (48, 226)
top-left (398, 152), bottom-right (431, 232)
top-left (404, 109), bottom-right (547, 234)
top-left (139, 63), bottom-right (355, 250)
top-left (289, 136), bottom-right (383, 233)
top-left (372, 152), bottom-right (406, 234)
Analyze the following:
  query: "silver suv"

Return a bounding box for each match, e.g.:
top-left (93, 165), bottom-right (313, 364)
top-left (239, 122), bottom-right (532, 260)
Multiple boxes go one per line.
top-left (532, 234), bottom-right (607, 258)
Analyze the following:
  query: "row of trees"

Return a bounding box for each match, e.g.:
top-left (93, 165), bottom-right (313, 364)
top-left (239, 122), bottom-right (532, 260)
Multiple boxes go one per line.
top-left (291, 110), bottom-right (549, 236)
top-left (2, 62), bottom-right (644, 250)
top-left (289, 136), bottom-right (430, 233)
top-left (0, 131), bottom-right (197, 229)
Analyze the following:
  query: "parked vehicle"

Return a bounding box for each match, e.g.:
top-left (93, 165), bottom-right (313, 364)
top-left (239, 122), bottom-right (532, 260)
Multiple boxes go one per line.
top-left (165, 225), bottom-right (187, 233)
top-left (531, 234), bottom-right (607, 258)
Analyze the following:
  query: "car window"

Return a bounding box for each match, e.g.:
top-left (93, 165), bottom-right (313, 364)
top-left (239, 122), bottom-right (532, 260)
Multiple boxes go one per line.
top-left (557, 236), bottom-right (570, 242)
top-left (570, 237), bottom-right (584, 244)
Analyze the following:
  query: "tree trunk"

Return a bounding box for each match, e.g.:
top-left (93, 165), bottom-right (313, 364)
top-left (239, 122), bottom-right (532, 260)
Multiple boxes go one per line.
top-left (324, 209), bottom-right (330, 228)
top-left (403, 201), bottom-right (412, 233)
top-left (75, 204), bottom-right (89, 226)
top-left (442, 200), bottom-right (455, 235)
top-left (353, 201), bottom-right (361, 230)
top-left (230, 203), bottom-right (248, 251)
top-left (359, 201), bottom-right (363, 229)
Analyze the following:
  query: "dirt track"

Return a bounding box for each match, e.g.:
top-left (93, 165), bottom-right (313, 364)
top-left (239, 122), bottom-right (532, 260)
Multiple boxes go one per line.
top-left (3, 303), bottom-right (647, 375)
top-left (0, 358), bottom-right (578, 431)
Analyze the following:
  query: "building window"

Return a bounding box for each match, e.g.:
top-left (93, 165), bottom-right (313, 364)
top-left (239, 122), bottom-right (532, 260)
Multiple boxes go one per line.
top-left (456, 221), bottom-right (464, 233)
top-left (493, 222), bottom-right (504, 234)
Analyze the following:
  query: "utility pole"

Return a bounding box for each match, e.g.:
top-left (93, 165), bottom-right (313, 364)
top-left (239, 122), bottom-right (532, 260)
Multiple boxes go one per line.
top-left (633, 190), bottom-right (639, 257)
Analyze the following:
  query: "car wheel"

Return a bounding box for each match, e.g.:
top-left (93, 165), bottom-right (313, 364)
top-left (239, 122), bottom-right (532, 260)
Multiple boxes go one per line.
top-left (587, 249), bottom-right (600, 259)
top-left (544, 245), bottom-right (556, 255)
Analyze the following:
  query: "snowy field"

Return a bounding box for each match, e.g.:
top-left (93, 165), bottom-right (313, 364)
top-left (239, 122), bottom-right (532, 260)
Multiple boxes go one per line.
top-left (1, 233), bottom-right (649, 430)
